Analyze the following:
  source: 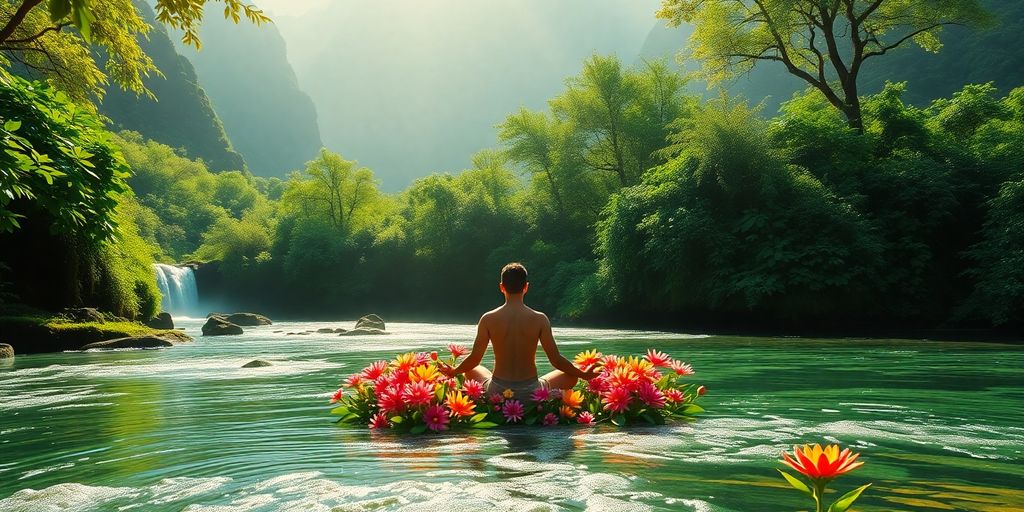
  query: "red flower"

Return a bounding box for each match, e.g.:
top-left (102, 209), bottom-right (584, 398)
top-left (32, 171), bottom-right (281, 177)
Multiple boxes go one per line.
top-left (448, 344), bottom-right (469, 358)
top-left (402, 381), bottom-right (434, 407)
top-left (344, 374), bottom-right (364, 388)
top-left (330, 388), bottom-right (343, 403)
top-left (462, 379), bottom-right (485, 399)
top-left (781, 444), bottom-right (864, 480)
top-left (670, 360), bottom-right (694, 376)
top-left (368, 412), bottom-right (390, 429)
top-left (376, 386), bottom-right (405, 414)
top-left (430, 351), bottom-right (439, 361)
top-left (577, 411), bottom-right (596, 425)
top-left (665, 389), bottom-right (685, 402)
top-left (697, 385), bottom-right (706, 396)
top-left (637, 381), bottom-right (666, 409)
top-left (361, 360), bottom-right (388, 381)
top-left (601, 386), bottom-right (632, 413)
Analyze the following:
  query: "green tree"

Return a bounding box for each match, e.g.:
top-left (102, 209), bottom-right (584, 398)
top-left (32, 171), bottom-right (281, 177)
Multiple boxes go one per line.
top-left (656, 0), bottom-right (991, 131)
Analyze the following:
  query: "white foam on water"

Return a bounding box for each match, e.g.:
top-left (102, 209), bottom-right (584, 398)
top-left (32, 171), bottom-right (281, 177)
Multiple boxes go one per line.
top-left (0, 483), bottom-right (140, 512)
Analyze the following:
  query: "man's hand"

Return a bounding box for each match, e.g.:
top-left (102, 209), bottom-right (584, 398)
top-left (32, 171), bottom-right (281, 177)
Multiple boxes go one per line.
top-left (437, 361), bottom-right (456, 378)
top-left (580, 369), bottom-right (601, 381)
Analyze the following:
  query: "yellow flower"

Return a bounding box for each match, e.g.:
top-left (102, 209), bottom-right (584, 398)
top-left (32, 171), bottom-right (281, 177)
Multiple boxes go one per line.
top-left (409, 364), bottom-right (440, 383)
top-left (559, 405), bottom-right (576, 418)
top-left (393, 352), bottom-right (418, 373)
top-left (502, 388), bottom-right (515, 399)
top-left (445, 390), bottom-right (476, 417)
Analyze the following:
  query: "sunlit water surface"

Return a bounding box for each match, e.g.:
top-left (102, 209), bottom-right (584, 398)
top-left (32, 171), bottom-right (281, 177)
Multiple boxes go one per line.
top-left (1, 319), bottom-right (1022, 511)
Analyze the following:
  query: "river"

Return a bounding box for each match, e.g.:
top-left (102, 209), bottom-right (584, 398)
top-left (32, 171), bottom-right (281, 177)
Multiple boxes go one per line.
top-left (1, 319), bottom-right (1022, 511)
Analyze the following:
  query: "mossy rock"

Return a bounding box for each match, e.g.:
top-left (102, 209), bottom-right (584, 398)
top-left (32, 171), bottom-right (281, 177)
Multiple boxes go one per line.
top-left (0, 315), bottom-right (192, 354)
top-left (81, 335), bottom-right (178, 350)
top-left (145, 312), bottom-right (174, 329)
top-left (202, 316), bottom-right (243, 336)
top-left (225, 313), bottom-right (272, 326)
top-left (242, 359), bottom-right (272, 368)
top-left (338, 327), bottom-right (388, 336)
top-left (354, 314), bottom-right (385, 331)
top-left (0, 343), bottom-right (13, 359)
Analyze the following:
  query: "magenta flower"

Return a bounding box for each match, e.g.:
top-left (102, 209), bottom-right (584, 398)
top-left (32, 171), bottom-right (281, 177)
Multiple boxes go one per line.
top-left (602, 386), bottom-right (632, 413)
top-left (502, 399), bottom-right (525, 423)
top-left (402, 380), bottom-right (434, 407)
top-left (415, 352), bottom-right (432, 365)
top-left (462, 379), bottom-right (485, 399)
top-left (644, 349), bottom-right (673, 368)
top-left (542, 412), bottom-right (559, 426)
top-left (330, 388), bottom-right (343, 403)
top-left (376, 386), bottom-right (405, 414)
top-left (530, 388), bottom-right (551, 402)
top-left (361, 360), bottom-right (388, 381)
top-left (637, 381), bottom-right (666, 409)
top-left (577, 411), bottom-right (596, 425)
top-left (489, 392), bottom-right (504, 405)
top-left (369, 412), bottom-right (391, 429)
top-left (670, 360), bottom-right (694, 376)
top-left (424, 404), bottom-right (450, 432)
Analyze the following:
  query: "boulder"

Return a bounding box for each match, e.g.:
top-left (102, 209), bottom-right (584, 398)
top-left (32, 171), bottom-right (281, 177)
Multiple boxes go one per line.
top-left (62, 307), bottom-right (105, 324)
top-left (0, 343), bottom-right (13, 359)
top-left (145, 312), bottom-right (174, 329)
top-left (225, 313), bottom-right (272, 326)
top-left (202, 316), bottom-right (244, 336)
top-left (338, 327), bottom-right (387, 336)
top-left (81, 335), bottom-right (176, 350)
top-left (316, 327), bottom-right (347, 333)
top-left (354, 314), bottom-right (385, 331)
top-left (242, 359), bottom-right (272, 368)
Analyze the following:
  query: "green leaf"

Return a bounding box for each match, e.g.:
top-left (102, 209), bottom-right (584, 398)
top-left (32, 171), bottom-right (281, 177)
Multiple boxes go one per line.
top-left (828, 484), bottom-right (872, 512)
top-left (3, 120), bottom-right (21, 132)
top-left (469, 421), bottom-right (499, 429)
top-left (470, 412), bottom-right (488, 423)
top-left (410, 424), bottom-right (428, 434)
top-left (435, 384), bottom-right (445, 402)
top-left (390, 416), bottom-right (404, 424)
top-left (777, 470), bottom-right (813, 498)
top-left (48, 0), bottom-right (72, 22)
top-left (680, 404), bottom-right (705, 414)
top-left (525, 414), bottom-right (538, 425)
top-left (641, 412), bottom-right (656, 425)
top-left (330, 405), bottom-right (350, 416)
top-left (610, 414), bottom-right (624, 426)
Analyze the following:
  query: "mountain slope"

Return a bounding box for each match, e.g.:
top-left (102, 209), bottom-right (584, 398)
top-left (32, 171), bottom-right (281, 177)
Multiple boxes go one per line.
top-left (100, 1), bottom-right (245, 172)
top-left (173, 11), bottom-right (323, 177)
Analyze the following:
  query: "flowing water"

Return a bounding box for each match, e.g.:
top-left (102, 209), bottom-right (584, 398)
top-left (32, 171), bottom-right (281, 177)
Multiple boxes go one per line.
top-left (153, 264), bottom-right (200, 317)
top-left (1, 319), bottom-right (1022, 511)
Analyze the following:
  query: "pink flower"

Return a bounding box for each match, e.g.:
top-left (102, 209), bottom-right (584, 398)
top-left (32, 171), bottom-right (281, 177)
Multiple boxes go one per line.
top-left (377, 386), bottom-right (405, 414)
top-left (637, 381), bottom-right (666, 409)
top-left (542, 412), bottom-right (559, 426)
top-left (502, 400), bottom-right (525, 422)
top-left (330, 388), bottom-right (343, 403)
top-left (665, 388), bottom-right (685, 402)
top-left (462, 379), bottom-right (485, 399)
top-left (644, 349), bottom-right (673, 368)
top-left (577, 411), bottom-right (596, 425)
top-left (402, 380), bottom-right (434, 407)
top-left (424, 404), bottom-right (450, 432)
top-left (415, 352), bottom-right (432, 366)
top-left (369, 412), bottom-right (391, 429)
top-left (361, 360), bottom-right (388, 381)
top-left (602, 386), bottom-right (632, 413)
top-left (489, 393), bottom-right (504, 405)
top-left (344, 374), bottom-right (364, 388)
top-left (601, 355), bottom-right (622, 371)
top-left (448, 344), bottom-right (469, 358)
top-left (373, 375), bottom-right (392, 395)
top-left (530, 388), bottom-right (551, 402)
top-left (670, 360), bottom-right (694, 376)
top-left (588, 375), bottom-right (610, 393)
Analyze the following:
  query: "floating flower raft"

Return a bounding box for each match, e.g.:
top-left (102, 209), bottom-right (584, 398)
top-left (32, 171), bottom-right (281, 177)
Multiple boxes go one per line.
top-left (329, 345), bottom-right (706, 432)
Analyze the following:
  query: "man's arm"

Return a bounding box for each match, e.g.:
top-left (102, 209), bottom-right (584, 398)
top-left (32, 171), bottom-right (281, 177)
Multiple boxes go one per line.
top-left (539, 314), bottom-right (597, 380)
top-left (444, 315), bottom-right (489, 376)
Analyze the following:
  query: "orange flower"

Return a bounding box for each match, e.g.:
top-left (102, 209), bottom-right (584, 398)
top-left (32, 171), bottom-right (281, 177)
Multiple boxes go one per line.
top-left (574, 349), bottom-right (603, 370)
top-left (409, 364), bottom-right (441, 383)
top-left (559, 405), bottom-right (576, 418)
top-left (502, 388), bottom-right (515, 399)
top-left (782, 444), bottom-right (864, 480)
top-left (445, 390), bottom-right (476, 417)
top-left (561, 389), bottom-right (584, 409)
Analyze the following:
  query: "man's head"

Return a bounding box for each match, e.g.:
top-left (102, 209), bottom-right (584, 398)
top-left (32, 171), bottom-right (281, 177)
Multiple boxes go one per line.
top-left (500, 262), bottom-right (528, 296)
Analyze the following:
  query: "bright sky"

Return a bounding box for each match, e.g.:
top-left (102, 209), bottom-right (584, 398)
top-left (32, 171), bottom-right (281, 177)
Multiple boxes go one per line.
top-left (257, 0), bottom-right (333, 18)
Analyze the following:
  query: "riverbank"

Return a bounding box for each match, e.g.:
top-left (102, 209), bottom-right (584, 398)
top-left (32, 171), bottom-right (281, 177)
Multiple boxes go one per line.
top-left (0, 314), bottom-right (191, 354)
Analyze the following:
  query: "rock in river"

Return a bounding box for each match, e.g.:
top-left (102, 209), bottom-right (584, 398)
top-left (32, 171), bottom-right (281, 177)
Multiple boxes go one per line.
top-left (0, 343), bottom-right (13, 359)
top-left (145, 312), bottom-right (174, 329)
top-left (225, 313), bottom-right (272, 326)
top-left (338, 327), bottom-right (387, 336)
top-left (81, 335), bottom-right (178, 350)
top-left (62, 307), bottom-right (105, 323)
top-left (242, 359), bottom-right (272, 368)
top-left (354, 314), bottom-right (385, 331)
top-left (202, 316), bottom-right (244, 336)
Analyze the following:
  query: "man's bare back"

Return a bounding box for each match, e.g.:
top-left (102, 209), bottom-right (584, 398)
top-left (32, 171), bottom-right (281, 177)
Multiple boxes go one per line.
top-left (440, 262), bottom-right (597, 394)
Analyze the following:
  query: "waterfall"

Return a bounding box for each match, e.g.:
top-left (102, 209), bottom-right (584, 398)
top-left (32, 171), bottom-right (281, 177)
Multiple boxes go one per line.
top-left (153, 264), bottom-right (199, 316)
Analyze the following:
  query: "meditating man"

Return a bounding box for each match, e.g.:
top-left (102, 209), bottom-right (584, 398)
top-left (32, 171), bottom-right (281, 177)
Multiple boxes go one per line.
top-left (439, 262), bottom-right (598, 397)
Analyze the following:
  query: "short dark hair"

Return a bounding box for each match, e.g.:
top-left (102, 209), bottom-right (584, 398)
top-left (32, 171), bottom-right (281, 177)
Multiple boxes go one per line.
top-left (500, 262), bottom-right (528, 293)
